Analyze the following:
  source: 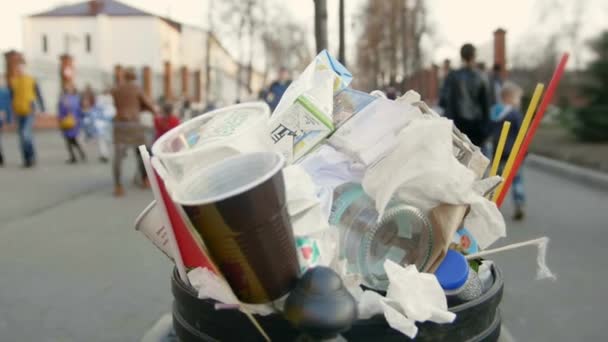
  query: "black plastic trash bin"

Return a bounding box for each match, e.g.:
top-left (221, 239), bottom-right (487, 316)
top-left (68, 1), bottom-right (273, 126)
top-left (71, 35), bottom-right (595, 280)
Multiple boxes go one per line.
top-left (171, 265), bottom-right (503, 342)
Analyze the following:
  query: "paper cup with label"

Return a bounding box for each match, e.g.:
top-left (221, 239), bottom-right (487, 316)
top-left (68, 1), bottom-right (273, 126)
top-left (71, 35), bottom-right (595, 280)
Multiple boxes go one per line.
top-left (171, 151), bottom-right (300, 304)
top-left (134, 200), bottom-right (173, 260)
top-left (151, 102), bottom-right (273, 189)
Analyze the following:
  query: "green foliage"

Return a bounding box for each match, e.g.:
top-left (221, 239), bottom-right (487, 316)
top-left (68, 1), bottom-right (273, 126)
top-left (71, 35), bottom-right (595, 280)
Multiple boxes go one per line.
top-left (573, 31), bottom-right (608, 142)
top-left (573, 106), bottom-right (608, 142)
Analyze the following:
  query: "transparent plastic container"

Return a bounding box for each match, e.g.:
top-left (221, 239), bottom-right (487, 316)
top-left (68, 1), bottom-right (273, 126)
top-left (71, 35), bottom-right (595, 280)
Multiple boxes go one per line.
top-left (151, 102), bottom-right (271, 188)
top-left (329, 183), bottom-right (433, 290)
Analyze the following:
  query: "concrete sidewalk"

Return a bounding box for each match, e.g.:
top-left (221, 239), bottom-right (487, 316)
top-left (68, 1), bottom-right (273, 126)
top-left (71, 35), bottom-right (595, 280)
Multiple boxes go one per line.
top-left (528, 154), bottom-right (608, 191)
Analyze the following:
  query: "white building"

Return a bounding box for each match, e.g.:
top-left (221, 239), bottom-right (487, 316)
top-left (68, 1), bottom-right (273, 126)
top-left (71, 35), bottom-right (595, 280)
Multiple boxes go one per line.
top-left (21, 0), bottom-right (263, 106)
top-left (24, 0), bottom-right (205, 73)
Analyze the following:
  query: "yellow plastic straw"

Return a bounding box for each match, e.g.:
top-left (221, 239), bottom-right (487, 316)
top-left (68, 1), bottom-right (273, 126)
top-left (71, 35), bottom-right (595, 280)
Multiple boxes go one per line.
top-left (489, 121), bottom-right (511, 178)
top-left (493, 83), bottom-right (544, 202)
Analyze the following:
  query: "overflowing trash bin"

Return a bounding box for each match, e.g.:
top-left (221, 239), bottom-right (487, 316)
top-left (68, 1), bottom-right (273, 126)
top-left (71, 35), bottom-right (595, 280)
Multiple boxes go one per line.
top-left (134, 50), bottom-right (564, 341)
top-left (171, 264), bottom-right (503, 342)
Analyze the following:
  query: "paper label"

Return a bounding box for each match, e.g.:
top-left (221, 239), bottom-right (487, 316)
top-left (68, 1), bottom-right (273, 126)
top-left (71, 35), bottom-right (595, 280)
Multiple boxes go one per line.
top-left (296, 237), bottom-right (321, 273)
top-left (270, 96), bottom-right (332, 162)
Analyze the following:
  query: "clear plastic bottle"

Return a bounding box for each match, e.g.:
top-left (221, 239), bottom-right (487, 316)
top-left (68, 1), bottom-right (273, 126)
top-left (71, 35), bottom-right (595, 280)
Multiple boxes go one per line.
top-left (329, 183), bottom-right (433, 290)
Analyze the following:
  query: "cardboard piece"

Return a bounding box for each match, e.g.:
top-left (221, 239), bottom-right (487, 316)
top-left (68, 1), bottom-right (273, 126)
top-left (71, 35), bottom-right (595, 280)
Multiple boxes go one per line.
top-left (424, 204), bottom-right (469, 273)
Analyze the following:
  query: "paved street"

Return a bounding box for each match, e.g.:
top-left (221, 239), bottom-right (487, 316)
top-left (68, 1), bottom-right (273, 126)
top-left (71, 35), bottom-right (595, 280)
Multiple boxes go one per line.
top-left (494, 163), bottom-right (608, 341)
top-left (0, 130), bottom-right (607, 341)
top-left (0, 131), bottom-right (170, 342)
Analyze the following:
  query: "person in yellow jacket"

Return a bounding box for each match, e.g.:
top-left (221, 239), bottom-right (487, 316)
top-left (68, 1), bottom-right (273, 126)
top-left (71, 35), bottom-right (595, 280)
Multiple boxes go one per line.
top-left (9, 61), bottom-right (45, 168)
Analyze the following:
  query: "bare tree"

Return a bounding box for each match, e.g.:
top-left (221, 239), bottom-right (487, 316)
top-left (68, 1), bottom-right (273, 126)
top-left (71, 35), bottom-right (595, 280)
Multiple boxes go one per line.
top-left (314, 0), bottom-right (328, 53)
top-left (220, 0), bottom-right (266, 99)
top-left (410, 0), bottom-right (428, 72)
top-left (354, 0), bottom-right (431, 91)
top-left (262, 20), bottom-right (311, 75)
top-left (517, 0), bottom-right (588, 70)
top-left (511, 0), bottom-right (588, 88)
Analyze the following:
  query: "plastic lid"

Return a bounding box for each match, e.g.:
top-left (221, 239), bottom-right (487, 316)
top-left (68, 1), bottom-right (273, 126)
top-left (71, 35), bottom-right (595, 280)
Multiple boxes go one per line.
top-left (434, 249), bottom-right (469, 291)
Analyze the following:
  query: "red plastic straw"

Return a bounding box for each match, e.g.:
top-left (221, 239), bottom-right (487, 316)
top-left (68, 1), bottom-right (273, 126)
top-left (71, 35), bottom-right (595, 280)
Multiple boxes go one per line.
top-left (496, 53), bottom-right (569, 207)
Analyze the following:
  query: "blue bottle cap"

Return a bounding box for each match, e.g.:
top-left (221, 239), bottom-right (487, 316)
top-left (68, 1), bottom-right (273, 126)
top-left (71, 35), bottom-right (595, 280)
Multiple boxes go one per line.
top-left (434, 249), bottom-right (469, 291)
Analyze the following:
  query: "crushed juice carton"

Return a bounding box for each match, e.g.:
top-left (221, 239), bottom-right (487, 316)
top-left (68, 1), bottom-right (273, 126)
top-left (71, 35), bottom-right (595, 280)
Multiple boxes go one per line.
top-left (270, 50), bottom-right (351, 163)
top-left (270, 94), bottom-right (334, 163)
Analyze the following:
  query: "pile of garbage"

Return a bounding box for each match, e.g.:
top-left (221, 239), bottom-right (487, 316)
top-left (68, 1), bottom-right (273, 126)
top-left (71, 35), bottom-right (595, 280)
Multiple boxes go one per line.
top-left (135, 50), bottom-right (560, 341)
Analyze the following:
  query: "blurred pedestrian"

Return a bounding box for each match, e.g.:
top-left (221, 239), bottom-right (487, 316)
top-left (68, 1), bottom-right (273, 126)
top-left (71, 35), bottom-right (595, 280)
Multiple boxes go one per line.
top-left (490, 81), bottom-right (526, 220)
top-left (180, 98), bottom-right (191, 120)
top-left (263, 67), bottom-right (292, 111)
top-left (202, 101), bottom-right (216, 114)
top-left (477, 62), bottom-right (489, 85)
top-left (82, 94), bottom-right (112, 163)
top-left (58, 83), bottom-right (86, 164)
top-left (385, 86), bottom-right (398, 100)
top-left (489, 63), bottom-right (505, 107)
top-left (154, 102), bottom-right (180, 141)
top-left (82, 84), bottom-right (96, 107)
top-left (442, 43), bottom-right (490, 147)
top-left (111, 68), bottom-right (156, 197)
top-left (438, 59), bottom-right (452, 110)
top-left (94, 88), bottom-right (115, 162)
top-left (9, 61), bottom-right (45, 168)
top-left (0, 77), bottom-right (12, 166)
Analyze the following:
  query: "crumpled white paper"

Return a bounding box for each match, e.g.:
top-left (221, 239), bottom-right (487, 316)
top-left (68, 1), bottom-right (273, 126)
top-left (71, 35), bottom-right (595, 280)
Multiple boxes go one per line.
top-left (362, 117), bottom-right (506, 249)
top-left (187, 267), bottom-right (276, 316)
top-left (283, 165), bottom-right (329, 236)
top-left (357, 260), bottom-right (456, 338)
top-left (396, 90), bottom-right (422, 105)
top-left (329, 98), bottom-right (424, 166)
top-left (473, 176), bottom-right (503, 197)
top-left (297, 144), bottom-right (365, 221)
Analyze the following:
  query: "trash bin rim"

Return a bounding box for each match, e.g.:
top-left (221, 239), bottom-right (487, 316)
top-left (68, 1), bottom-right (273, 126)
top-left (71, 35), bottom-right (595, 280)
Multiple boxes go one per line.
top-left (172, 263), bottom-right (504, 341)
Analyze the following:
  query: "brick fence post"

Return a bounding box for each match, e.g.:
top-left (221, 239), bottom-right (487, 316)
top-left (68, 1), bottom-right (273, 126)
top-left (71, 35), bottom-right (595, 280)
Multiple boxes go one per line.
top-left (494, 28), bottom-right (507, 77)
top-left (142, 66), bottom-right (152, 98)
top-left (193, 69), bottom-right (202, 102)
top-left (181, 66), bottom-right (189, 98)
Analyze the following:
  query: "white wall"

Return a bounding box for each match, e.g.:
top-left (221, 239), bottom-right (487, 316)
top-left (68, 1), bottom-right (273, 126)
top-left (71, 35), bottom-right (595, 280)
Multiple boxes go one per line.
top-left (108, 17), bottom-right (164, 72)
top-left (180, 25), bottom-right (206, 70)
top-left (159, 20), bottom-right (180, 69)
top-left (23, 17), bottom-right (100, 69)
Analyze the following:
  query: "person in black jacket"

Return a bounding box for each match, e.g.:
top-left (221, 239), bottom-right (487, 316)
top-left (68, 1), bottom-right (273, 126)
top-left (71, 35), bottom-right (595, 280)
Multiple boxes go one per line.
top-left (442, 44), bottom-right (490, 147)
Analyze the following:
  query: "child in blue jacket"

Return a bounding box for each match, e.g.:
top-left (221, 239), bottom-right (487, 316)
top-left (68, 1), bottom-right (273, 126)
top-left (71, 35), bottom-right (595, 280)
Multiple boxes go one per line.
top-left (491, 81), bottom-right (526, 220)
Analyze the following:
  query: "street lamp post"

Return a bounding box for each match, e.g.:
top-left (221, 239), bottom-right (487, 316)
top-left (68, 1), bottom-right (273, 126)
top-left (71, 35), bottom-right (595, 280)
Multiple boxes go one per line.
top-left (338, 0), bottom-right (346, 66)
top-left (313, 0), bottom-right (328, 53)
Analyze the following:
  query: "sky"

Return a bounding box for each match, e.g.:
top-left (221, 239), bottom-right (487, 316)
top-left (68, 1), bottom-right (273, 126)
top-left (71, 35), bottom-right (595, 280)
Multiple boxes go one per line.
top-left (1, 0), bottom-right (607, 68)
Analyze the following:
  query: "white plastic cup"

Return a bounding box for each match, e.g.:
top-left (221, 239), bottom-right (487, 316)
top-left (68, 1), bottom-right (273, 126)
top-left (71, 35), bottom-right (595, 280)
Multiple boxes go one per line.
top-left (151, 102), bottom-right (272, 189)
top-left (134, 200), bottom-right (174, 260)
